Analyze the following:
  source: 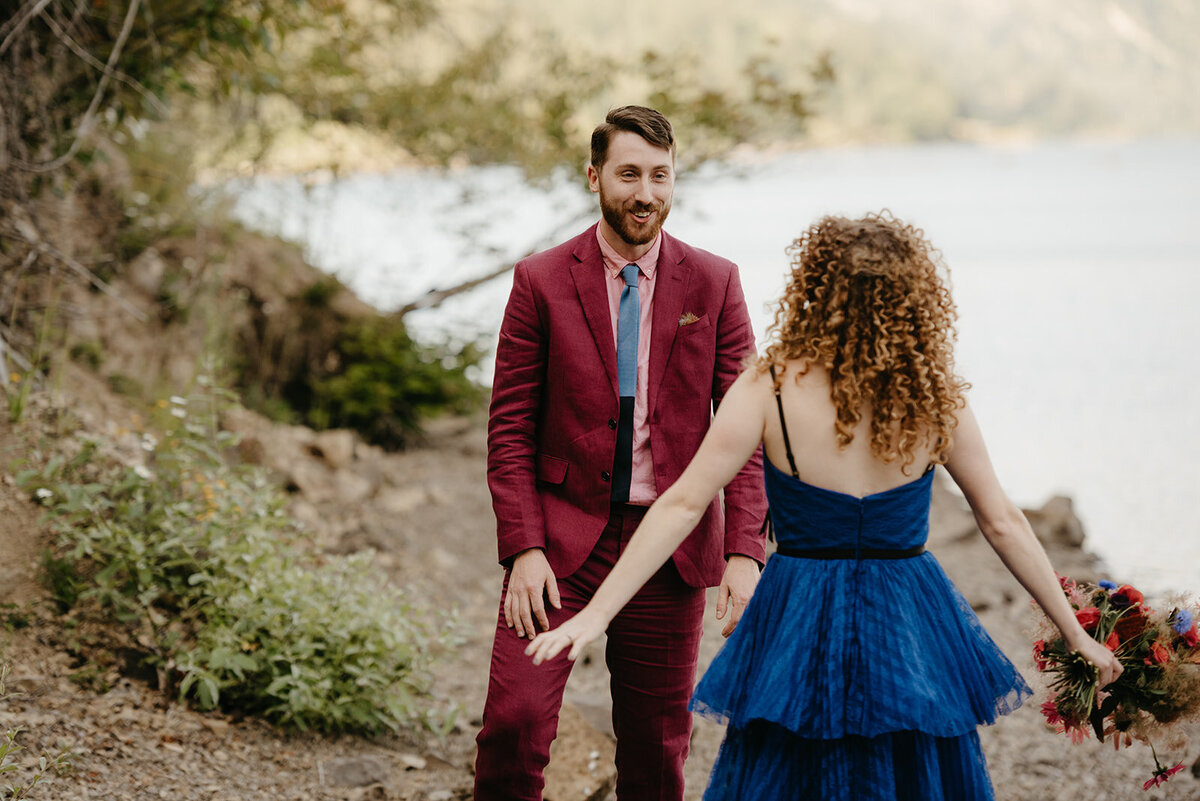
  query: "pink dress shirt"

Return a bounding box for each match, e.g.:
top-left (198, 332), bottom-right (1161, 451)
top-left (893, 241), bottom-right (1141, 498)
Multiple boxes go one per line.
top-left (596, 227), bottom-right (660, 505)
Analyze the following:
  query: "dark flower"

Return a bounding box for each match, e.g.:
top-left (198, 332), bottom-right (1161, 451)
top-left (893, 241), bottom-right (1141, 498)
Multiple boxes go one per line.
top-left (1112, 584), bottom-right (1145, 609)
top-left (1115, 608), bottom-right (1149, 641)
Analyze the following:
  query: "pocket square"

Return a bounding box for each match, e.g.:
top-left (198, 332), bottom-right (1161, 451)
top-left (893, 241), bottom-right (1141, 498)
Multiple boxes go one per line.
top-left (678, 312), bottom-right (701, 327)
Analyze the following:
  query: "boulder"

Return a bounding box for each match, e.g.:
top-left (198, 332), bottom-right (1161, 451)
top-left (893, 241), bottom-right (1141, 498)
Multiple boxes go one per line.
top-left (543, 702), bottom-right (616, 801)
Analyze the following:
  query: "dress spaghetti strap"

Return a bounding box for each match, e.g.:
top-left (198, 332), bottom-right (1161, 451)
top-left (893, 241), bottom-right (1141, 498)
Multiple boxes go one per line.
top-left (768, 365), bottom-right (800, 480)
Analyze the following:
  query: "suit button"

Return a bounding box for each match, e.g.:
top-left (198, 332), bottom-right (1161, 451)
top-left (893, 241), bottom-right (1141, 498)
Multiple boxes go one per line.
top-left (608, 418), bottom-right (617, 430)
top-left (601, 471), bottom-right (611, 482)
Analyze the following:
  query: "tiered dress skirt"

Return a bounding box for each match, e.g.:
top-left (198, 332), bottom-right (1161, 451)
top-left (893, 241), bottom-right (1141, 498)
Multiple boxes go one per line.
top-left (690, 463), bottom-right (1031, 800)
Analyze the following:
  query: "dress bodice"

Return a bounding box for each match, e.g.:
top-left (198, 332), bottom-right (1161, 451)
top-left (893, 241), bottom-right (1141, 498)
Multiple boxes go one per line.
top-left (763, 458), bottom-right (934, 553)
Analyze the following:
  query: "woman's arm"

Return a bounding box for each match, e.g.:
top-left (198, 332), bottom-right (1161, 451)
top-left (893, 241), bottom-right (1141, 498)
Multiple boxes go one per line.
top-left (944, 403), bottom-right (1123, 686)
top-left (526, 368), bottom-right (770, 664)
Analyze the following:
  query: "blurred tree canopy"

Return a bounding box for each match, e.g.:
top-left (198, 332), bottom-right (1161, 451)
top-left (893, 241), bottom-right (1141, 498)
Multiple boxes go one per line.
top-left (1, 0), bottom-right (831, 184)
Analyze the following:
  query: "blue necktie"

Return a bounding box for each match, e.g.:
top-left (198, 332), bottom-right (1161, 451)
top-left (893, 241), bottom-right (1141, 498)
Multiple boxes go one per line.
top-left (612, 263), bottom-right (639, 501)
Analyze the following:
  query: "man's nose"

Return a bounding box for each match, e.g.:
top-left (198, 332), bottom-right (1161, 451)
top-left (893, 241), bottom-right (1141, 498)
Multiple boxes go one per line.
top-left (632, 177), bottom-right (654, 203)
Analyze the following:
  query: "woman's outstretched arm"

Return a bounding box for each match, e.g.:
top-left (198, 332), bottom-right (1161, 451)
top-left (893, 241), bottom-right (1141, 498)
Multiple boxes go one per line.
top-left (526, 368), bottom-right (769, 665)
top-left (944, 403), bottom-right (1123, 687)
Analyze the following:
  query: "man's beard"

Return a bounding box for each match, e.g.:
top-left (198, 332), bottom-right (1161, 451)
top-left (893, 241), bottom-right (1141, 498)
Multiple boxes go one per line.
top-left (599, 190), bottom-right (672, 247)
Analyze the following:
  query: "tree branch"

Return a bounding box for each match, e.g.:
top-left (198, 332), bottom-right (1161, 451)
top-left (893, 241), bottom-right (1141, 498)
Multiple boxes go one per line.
top-left (36, 6), bottom-right (168, 117)
top-left (9, 215), bottom-right (149, 323)
top-left (0, 0), bottom-right (54, 57)
top-left (395, 204), bottom-right (593, 317)
top-left (13, 0), bottom-right (142, 173)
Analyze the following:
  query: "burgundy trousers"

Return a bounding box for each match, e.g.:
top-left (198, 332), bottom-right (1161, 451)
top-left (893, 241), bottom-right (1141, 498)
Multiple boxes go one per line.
top-left (473, 503), bottom-right (706, 801)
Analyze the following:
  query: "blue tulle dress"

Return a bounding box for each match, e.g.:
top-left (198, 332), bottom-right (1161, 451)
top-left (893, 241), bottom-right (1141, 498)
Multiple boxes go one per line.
top-left (690, 397), bottom-right (1031, 800)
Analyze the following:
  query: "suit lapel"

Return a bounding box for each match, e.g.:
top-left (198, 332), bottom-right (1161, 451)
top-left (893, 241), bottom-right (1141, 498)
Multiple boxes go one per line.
top-left (648, 232), bottom-right (691, 416)
top-left (569, 231), bottom-right (619, 394)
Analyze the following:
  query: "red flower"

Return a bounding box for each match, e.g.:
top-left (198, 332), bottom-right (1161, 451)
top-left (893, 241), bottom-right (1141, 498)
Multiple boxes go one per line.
top-left (1143, 762), bottom-right (1185, 790)
top-left (1104, 631), bottom-right (1121, 651)
top-left (1184, 625), bottom-right (1199, 648)
top-left (1112, 584), bottom-right (1145, 609)
top-left (1033, 640), bottom-right (1050, 671)
top-left (1040, 699), bottom-right (1064, 727)
top-left (1040, 698), bottom-right (1088, 742)
top-left (1075, 606), bottom-right (1101, 631)
top-left (1145, 641), bottom-right (1170, 666)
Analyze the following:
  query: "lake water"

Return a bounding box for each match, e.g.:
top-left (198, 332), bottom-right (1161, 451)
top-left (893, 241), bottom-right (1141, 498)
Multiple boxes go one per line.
top-left (230, 138), bottom-right (1200, 597)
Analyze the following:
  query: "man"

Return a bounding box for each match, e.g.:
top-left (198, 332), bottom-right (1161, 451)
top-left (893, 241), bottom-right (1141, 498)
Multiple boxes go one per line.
top-left (475, 105), bottom-right (768, 801)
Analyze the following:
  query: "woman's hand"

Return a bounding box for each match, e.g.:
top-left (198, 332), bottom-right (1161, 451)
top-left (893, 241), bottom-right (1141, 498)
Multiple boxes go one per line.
top-left (525, 611), bottom-right (607, 665)
top-left (1071, 634), bottom-right (1125, 689)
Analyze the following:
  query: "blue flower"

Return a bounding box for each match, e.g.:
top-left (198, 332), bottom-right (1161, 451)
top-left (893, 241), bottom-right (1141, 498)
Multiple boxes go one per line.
top-left (1171, 608), bottom-right (1194, 635)
top-left (1098, 579), bottom-right (1118, 591)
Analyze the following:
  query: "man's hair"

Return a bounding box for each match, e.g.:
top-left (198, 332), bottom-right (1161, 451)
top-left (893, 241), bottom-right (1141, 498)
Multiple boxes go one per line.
top-left (590, 106), bottom-right (675, 168)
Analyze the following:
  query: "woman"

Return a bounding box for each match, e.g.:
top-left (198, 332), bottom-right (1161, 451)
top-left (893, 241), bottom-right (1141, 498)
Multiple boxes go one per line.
top-left (526, 212), bottom-right (1121, 800)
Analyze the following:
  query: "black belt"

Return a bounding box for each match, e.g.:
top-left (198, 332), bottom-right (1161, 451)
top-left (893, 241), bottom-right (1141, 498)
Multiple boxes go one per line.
top-left (774, 545), bottom-right (925, 560)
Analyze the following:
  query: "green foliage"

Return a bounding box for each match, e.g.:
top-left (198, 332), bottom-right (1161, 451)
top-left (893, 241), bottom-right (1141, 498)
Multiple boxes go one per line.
top-left (17, 379), bottom-right (456, 734)
top-left (0, 665), bottom-right (72, 800)
top-left (303, 318), bottom-right (484, 450)
top-left (67, 342), bottom-right (103, 370)
top-left (299, 276), bottom-right (343, 309)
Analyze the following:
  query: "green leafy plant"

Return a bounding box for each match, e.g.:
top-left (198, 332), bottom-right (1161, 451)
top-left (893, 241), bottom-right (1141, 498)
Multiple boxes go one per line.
top-left (304, 317), bottom-right (484, 450)
top-left (19, 377), bottom-right (456, 734)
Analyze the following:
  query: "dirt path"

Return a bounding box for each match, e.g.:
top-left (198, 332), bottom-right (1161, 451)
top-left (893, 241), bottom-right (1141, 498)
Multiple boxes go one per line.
top-left (2, 391), bottom-right (1197, 800)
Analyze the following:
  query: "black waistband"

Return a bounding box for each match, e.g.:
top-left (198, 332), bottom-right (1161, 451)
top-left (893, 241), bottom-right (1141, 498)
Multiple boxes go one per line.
top-left (774, 545), bottom-right (926, 560)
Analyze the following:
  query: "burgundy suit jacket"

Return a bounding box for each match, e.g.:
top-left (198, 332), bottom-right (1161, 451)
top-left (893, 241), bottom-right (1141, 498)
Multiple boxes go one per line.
top-left (487, 225), bottom-right (768, 588)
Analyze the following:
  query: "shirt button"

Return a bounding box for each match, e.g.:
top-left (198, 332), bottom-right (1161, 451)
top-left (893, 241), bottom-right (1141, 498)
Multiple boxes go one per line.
top-left (601, 471), bottom-right (611, 482)
top-left (608, 418), bottom-right (617, 430)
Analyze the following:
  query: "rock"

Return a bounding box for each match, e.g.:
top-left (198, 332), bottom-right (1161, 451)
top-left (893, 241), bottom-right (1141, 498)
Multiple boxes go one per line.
top-left (312, 429), bottom-right (356, 469)
top-left (397, 753), bottom-right (426, 771)
top-left (333, 470), bottom-right (373, 505)
top-left (127, 248), bottom-right (166, 295)
top-left (543, 702), bottom-right (616, 801)
top-left (200, 718), bottom-right (230, 737)
top-left (376, 486), bottom-right (428, 516)
top-left (1025, 495), bottom-right (1086, 548)
top-left (563, 690), bottom-right (615, 738)
top-left (323, 755), bottom-right (389, 788)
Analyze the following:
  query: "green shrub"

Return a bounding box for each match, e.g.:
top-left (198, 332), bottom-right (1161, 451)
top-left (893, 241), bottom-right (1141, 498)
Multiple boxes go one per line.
top-left (304, 317), bottom-right (484, 450)
top-left (18, 378), bottom-right (455, 734)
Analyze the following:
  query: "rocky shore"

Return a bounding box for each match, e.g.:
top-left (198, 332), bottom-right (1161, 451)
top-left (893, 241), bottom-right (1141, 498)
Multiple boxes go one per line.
top-left (3, 373), bottom-right (1198, 800)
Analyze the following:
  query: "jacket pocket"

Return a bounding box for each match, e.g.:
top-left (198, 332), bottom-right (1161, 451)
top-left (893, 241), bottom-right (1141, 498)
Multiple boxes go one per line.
top-left (536, 453), bottom-right (568, 485)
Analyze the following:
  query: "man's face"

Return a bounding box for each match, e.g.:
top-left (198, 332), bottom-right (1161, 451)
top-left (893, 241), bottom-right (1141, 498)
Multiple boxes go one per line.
top-left (588, 131), bottom-right (675, 251)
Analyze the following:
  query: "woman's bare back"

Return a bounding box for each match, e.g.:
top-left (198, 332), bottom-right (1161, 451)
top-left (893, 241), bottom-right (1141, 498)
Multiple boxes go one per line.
top-left (759, 360), bottom-right (936, 498)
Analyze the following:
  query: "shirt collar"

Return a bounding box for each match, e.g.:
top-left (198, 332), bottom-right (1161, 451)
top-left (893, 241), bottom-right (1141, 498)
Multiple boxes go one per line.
top-left (596, 227), bottom-right (661, 281)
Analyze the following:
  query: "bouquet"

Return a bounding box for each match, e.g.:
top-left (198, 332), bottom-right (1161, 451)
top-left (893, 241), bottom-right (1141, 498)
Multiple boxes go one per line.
top-left (1032, 575), bottom-right (1200, 791)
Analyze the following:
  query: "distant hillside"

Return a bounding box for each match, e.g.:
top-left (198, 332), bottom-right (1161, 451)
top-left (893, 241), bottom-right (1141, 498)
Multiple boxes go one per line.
top-left (516, 0), bottom-right (1200, 143)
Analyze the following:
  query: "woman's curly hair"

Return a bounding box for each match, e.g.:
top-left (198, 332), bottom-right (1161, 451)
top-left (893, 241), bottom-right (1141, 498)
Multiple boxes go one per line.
top-left (757, 212), bottom-right (969, 471)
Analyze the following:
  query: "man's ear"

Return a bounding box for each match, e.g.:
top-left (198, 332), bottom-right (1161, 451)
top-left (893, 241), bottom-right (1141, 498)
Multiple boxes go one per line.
top-left (586, 163), bottom-right (600, 193)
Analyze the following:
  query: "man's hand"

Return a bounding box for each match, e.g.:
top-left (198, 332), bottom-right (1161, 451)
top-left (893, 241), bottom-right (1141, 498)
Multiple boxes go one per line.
top-left (504, 548), bottom-right (561, 638)
top-left (715, 555), bottom-right (760, 637)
